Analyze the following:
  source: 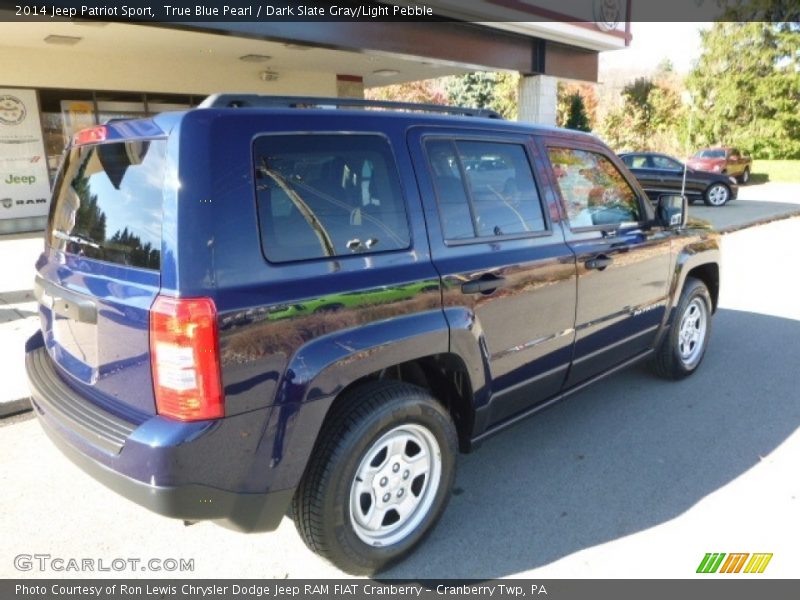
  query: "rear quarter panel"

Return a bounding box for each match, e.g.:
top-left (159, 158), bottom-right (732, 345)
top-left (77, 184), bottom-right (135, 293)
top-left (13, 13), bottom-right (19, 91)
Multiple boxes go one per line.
top-left (172, 110), bottom-right (446, 416)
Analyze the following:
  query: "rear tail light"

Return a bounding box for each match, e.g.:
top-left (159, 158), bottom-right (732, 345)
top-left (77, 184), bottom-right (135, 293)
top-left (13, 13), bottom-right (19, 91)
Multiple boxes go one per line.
top-left (74, 126), bottom-right (107, 146)
top-left (150, 295), bottom-right (224, 421)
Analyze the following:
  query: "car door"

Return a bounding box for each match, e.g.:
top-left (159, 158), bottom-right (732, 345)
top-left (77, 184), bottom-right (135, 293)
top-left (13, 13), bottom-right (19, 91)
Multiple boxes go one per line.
top-left (650, 153), bottom-right (699, 196)
top-left (622, 154), bottom-right (662, 202)
top-left (408, 128), bottom-right (577, 430)
top-left (539, 140), bottom-right (673, 387)
top-left (727, 148), bottom-right (743, 177)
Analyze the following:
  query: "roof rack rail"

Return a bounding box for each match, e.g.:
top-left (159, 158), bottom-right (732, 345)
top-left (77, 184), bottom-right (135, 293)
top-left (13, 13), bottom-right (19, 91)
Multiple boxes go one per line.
top-left (198, 94), bottom-right (503, 119)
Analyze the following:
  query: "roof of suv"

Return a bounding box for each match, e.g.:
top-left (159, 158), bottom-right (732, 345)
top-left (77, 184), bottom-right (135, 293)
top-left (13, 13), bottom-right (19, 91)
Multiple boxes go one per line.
top-left (200, 94), bottom-right (599, 142)
top-left (72, 95), bottom-right (602, 149)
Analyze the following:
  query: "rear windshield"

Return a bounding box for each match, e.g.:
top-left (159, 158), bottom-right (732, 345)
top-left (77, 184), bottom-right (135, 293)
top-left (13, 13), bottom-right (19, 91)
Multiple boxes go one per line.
top-left (48, 140), bottom-right (166, 270)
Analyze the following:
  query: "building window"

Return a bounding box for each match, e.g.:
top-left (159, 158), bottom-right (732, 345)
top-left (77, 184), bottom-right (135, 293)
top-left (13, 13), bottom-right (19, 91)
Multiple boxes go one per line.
top-left (37, 88), bottom-right (196, 184)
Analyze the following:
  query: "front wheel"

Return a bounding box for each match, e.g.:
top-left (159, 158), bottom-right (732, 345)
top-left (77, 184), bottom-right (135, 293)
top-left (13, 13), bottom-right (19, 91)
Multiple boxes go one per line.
top-left (650, 277), bottom-right (712, 379)
top-left (704, 183), bottom-right (730, 206)
top-left (292, 381), bottom-right (457, 575)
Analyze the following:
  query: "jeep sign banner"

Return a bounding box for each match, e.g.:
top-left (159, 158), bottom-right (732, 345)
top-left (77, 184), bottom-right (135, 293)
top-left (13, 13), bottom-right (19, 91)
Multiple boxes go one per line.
top-left (0, 88), bottom-right (51, 220)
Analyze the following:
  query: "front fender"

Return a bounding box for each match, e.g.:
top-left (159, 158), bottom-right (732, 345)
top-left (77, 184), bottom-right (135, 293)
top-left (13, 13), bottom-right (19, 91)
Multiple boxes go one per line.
top-left (669, 234), bottom-right (721, 313)
top-left (648, 228), bottom-right (720, 355)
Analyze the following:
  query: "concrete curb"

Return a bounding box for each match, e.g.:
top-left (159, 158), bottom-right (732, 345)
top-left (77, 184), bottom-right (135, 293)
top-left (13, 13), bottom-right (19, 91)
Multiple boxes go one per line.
top-left (0, 397), bottom-right (31, 418)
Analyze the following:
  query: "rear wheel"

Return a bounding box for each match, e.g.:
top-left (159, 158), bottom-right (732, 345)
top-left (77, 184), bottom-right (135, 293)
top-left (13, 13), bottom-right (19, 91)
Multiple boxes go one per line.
top-left (704, 183), bottom-right (730, 206)
top-left (739, 167), bottom-right (750, 184)
top-left (292, 381), bottom-right (457, 575)
top-left (650, 277), bottom-right (712, 379)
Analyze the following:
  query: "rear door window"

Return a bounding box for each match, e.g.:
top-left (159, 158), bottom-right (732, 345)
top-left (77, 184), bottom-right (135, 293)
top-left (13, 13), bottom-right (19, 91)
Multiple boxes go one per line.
top-left (253, 134), bottom-right (410, 263)
top-left (652, 155), bottom-right (681, 170)
top-left (48, 140), bottom-right (166, 270)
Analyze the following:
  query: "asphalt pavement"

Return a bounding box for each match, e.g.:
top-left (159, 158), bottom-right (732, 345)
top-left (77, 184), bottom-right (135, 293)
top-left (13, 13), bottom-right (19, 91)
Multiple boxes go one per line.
top-left (690, 181), bottom-right (800, 232)
top-left (1, 191), bottom-right (799, 578)
top-left (0, 232), bottom-right (43, 417)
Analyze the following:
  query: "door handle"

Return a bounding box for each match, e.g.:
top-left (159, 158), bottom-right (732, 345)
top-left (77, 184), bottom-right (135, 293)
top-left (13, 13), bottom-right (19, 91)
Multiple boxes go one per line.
top-left (585, 255), bottom-right (613, 271)
top-left (461, 276), bottom-right (507, 295)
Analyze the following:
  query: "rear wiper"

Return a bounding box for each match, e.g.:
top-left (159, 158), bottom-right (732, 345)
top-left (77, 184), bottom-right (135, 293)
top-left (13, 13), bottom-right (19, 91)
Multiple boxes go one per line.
top-left (52, 230), bottom-right (101, 249)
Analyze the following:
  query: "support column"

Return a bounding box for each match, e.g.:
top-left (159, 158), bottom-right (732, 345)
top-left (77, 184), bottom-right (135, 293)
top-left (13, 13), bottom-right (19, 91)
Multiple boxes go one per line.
top-left (517, 74), bottom-right (558, 126)
top-left (336, 74), bottom-right (364, 99)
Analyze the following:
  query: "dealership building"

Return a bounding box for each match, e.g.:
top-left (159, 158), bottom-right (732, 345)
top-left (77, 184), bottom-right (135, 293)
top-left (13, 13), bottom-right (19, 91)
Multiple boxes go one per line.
top-left (0, 1), bottom-right (629, 233)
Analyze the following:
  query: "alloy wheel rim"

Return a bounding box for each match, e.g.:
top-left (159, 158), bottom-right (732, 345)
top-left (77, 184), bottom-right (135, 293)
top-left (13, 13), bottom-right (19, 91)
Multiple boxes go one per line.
top-left (349, 423), bottom-right (442, 547)
top-left (708, 184), bottom-right (729, 205)
top-left (678, 297), bottom-right (707, 367)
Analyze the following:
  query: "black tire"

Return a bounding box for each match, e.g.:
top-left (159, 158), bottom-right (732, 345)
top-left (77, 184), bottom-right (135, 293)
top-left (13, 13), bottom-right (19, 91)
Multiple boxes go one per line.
top-left (703, 182), bottom-right (731, 207)
top-left (292, 381), bottom-right (458, 575)
top-left (738, 167), bottom-right (750, 184)
top-left (650, 277), bottom-right (712, 380)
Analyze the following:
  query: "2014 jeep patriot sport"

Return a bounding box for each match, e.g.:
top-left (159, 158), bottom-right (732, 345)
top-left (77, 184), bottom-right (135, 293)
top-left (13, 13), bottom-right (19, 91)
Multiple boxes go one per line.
top-left (26, 95), bottom-right (720, 575)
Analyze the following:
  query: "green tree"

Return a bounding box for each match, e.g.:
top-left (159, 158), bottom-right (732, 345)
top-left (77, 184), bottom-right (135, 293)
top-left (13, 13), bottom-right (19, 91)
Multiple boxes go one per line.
top-left (656, 58), bottom-right (674, 75)
top-left (596, 107), bottom-right (628, 151)
top-left (365, 78), bottom-right (447, 105)
top-left (368, 72), bottom-right (520, 119)
top-left (557, 82), bottom-right (598, 129)
top-left (445, 72), bottom-right (518, 119)
top-left (622, 77), bottom-right (657, 147)
top-left (564, 93), bottom-right (591, 132)
top-left (446, 72), bottom-right (496, 109)
top-left (490, 72), bottom-right (519, 120)
top-left (722, 0), bottom-right (799, 21)
top-left (597, 75), bottom-right (687, 155)
top-left (686, 22), bottom-right (800, 158)
top-left (649, 82), bottom-right (689, 156)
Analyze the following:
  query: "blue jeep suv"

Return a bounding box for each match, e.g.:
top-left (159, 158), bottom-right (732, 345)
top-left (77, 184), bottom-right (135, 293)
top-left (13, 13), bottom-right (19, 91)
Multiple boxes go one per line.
top-left (26, 95), bottom-right (720, 574)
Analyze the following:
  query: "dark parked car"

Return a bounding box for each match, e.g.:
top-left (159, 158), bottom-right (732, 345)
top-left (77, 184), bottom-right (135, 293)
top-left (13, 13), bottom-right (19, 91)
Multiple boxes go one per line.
top-left (687, 146), bottom-right (752, 184)
top-left (27, 95), bottom-right (720, 575)
top-left (620, 152), bottom-right (738, 207)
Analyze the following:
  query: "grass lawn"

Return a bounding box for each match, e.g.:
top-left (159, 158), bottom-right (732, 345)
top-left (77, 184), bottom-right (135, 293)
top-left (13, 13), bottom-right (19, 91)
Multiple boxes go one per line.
top-left (751, 160), bottom-right (800, 183)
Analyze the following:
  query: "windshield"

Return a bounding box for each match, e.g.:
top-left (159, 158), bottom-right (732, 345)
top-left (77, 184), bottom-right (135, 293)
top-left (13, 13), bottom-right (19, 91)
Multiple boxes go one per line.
top-left (695, 149), bottom-right (725, 159)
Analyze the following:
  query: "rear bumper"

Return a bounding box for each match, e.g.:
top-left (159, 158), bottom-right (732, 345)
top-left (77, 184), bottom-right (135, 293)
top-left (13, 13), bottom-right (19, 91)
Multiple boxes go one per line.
top-left (37, 413), bottom-right (293, 531)
top-left (26, 333), bottom-right (293, 532)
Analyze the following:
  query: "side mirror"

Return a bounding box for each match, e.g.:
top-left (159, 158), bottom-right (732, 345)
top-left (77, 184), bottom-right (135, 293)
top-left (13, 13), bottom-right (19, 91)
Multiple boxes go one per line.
top-left (656, 194), bottom-right (687, 229)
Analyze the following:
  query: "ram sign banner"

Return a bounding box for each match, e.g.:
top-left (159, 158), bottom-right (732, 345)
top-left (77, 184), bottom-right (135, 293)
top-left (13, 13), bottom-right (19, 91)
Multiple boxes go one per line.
top-left (0, 89), bottom-right (51, 221)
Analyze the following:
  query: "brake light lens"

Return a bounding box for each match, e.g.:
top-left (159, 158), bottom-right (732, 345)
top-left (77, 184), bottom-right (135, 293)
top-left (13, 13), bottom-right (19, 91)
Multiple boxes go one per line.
top-left (150, 296), bottom-right (224, 421)
top-left (74, 126), bottom-right (107, 146)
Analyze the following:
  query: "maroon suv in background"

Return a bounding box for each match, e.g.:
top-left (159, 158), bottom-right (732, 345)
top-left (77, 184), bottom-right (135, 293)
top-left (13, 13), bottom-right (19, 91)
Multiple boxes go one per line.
top-left (687, 146), bottom-right (752, 184)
